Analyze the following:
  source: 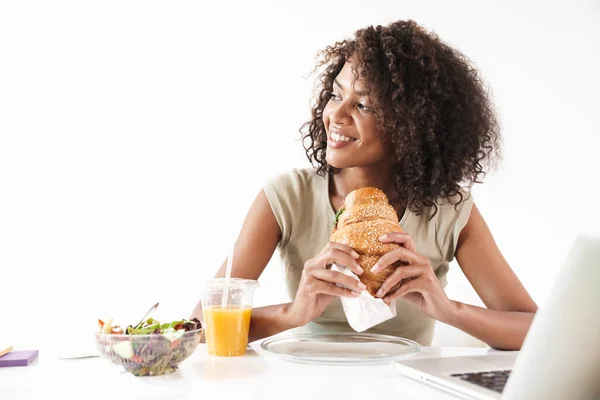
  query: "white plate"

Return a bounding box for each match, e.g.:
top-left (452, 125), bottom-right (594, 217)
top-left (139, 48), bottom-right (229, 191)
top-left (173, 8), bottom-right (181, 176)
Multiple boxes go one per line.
top-left (260, 332), bottom-right (421, 365)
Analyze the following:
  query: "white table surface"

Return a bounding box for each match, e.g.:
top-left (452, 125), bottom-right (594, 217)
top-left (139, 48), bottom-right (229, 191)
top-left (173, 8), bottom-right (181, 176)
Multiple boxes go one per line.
top-left (0, 341), bottom-right (497, 400)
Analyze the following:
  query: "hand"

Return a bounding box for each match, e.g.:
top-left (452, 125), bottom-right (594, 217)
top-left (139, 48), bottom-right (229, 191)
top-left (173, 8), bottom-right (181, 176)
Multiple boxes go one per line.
top-left (370, 232), bottom-right (454, 321)
top-left (288, 242), bottom-right (366, 326)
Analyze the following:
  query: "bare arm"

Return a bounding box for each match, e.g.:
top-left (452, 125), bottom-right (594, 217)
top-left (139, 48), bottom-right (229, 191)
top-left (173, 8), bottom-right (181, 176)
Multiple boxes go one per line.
top-left (190, 190), bottom-right (302, 341)
top-left (446, 203), bottom-right (538, 350)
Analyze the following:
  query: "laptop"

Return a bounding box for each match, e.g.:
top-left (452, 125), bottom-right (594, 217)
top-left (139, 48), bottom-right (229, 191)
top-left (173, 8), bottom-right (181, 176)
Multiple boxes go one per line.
top-left (395, 234), bottom-right (600, 400)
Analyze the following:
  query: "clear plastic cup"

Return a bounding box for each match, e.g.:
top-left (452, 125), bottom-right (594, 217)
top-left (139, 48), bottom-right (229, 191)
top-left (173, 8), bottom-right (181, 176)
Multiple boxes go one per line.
top-left (200, 278), bottom-right (258, 356)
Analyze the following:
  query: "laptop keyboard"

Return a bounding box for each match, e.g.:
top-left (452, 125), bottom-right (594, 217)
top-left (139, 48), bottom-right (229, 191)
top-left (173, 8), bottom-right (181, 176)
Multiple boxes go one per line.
top-left (450, 370), bottom-right (512, 393)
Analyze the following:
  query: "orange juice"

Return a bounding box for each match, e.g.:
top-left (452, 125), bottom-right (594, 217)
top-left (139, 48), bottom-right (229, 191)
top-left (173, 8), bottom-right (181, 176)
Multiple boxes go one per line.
top-left (203, 305), bottom-right (252, 356)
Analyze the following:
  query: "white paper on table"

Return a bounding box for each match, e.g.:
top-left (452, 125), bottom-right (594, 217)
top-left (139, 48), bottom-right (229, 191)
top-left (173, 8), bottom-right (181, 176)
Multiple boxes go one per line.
top-left (331, 263), bottom-right (397, 332)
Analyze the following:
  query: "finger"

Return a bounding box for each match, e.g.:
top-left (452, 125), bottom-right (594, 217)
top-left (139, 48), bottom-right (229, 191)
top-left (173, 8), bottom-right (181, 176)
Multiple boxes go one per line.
top-left (311, 268), bottom-right (367, 293)
top-left (375, 265), bottom-right (424, 298)
top-left (312, 280), bottom-right (361, 298)
top-left (379, 232), bottom-right (417, 252)
top-left (326, 241), bottom-right (360, 259)
top-left (383, 278), bottom-right (424, 302)
top-left (320, 248), bottom-right (364, 275)
top-left (306, 248), bottom-right (361, 274)
top-left (383, 286), bottom-right (408, 304)
top-left (371, 247), bottom-right (427, 274)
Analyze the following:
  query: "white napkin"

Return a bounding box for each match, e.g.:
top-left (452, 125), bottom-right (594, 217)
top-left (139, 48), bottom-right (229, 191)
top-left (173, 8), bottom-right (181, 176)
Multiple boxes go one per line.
top-left (331, 263), bottom-right (396, 332)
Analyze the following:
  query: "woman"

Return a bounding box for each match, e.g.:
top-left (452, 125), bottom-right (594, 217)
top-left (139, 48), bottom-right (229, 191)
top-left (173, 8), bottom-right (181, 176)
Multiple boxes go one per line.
top-left (192, 20), bottom-right (537, 350)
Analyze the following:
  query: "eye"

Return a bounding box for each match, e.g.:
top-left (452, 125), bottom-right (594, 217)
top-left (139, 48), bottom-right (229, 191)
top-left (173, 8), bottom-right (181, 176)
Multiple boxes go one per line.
top-left (357, 103), bottom-right (372, 112)
top-left (329, 92), bottom-right (341, 101)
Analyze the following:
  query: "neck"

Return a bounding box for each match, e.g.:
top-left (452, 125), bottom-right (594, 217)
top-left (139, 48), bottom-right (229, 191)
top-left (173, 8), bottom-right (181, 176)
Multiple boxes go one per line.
top-left (331, 166), bottom-right (397, 203)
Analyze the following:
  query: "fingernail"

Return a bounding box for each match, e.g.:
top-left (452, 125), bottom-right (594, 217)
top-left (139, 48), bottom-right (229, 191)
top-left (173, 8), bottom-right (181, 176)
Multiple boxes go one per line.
top-left (379, 235), bottom-right (387, 241)
top-left (352, 251), bottom-right (360, 259)
top-left (358, 282), bottom-right (366, 290)
top-left (376, 289), bottom-right (383, 298)
top-left (371, 264), bottom-right (380, 273)
top-left (356, 265), bottom-right (364, 274)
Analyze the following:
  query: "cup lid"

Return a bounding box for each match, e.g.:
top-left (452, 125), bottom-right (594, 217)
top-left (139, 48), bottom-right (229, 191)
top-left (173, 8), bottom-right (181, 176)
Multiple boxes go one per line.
top-left (202, 278), bottom-right (259, 290)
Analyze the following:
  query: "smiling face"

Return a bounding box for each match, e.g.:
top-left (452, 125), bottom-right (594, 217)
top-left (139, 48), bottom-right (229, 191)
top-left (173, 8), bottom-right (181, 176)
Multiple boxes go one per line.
top-left (323, 61), bottom-right (391, 170)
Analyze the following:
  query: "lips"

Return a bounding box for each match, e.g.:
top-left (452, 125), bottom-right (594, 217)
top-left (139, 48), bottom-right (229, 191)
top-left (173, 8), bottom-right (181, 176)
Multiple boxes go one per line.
top-left (329, 126), bottom-right (357, 142)
top-left (327, 130), bottom-right (357, 149)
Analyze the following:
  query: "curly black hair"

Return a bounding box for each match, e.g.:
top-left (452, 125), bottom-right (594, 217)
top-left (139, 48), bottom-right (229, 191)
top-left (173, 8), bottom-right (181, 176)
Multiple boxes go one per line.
top-left (301, 20), bottom-right (501, 216)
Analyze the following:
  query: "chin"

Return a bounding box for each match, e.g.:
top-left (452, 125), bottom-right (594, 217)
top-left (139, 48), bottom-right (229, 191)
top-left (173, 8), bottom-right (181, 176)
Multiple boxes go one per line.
top-left (325, 154), bottom-right (352, 169)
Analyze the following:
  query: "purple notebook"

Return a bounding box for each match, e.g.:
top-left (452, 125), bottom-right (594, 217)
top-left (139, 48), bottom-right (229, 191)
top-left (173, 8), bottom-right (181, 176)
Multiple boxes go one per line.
top-left (0, 350), bottom-right (39, 367)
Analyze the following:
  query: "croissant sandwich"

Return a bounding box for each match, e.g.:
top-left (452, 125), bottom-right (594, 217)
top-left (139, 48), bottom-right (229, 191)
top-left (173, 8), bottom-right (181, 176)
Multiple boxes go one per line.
top-left (330, 187), bottom-right (404, 297)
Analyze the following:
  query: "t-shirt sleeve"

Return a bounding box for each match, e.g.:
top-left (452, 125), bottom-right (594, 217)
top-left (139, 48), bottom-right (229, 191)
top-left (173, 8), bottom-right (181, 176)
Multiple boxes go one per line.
top-left (262, 169), bottom-right (303, 248)
top-left (437, 188), bottom-right (474, 262)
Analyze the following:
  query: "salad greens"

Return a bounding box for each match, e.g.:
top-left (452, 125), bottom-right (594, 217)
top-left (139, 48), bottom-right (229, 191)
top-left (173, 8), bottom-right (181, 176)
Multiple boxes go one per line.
top-left (334, 207), bottom-right (345, 228)
top-left (98, 317), bottom-right (202, 335)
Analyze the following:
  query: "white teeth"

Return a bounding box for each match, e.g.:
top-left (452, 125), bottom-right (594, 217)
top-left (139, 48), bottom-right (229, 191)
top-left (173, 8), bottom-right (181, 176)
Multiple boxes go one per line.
top-left (331, 132), bottom-right (355, 142)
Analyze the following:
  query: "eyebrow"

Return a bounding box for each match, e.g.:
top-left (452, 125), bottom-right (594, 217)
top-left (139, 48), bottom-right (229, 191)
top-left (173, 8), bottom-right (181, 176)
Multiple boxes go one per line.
top-left (334, 79), bottom-right (369, 97)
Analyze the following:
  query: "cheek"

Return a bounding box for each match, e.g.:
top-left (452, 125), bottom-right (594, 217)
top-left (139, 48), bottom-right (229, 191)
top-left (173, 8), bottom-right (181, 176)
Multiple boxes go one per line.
top-left (357, 119), bottom-right (380, 142)
top-left (322, 102), bottom-right (333, 129)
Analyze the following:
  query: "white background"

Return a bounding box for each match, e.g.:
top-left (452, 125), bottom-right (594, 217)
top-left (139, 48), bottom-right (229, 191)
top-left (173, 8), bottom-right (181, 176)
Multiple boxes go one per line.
top-left (1, 0), bottom-right (599, 352)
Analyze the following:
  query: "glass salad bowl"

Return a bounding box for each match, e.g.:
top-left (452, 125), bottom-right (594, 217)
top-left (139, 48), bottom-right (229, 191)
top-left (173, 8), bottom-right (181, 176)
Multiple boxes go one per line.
top-left (95, 318), bottom-right (203, 376)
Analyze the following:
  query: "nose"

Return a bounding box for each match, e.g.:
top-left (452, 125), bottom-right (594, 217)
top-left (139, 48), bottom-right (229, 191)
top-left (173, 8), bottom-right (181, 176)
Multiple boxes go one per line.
top-left (328, 101), bottom-right (351, 125)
